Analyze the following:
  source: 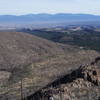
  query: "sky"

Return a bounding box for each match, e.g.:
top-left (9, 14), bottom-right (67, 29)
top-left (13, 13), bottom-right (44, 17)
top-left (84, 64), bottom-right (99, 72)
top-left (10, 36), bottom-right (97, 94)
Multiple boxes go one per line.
top-left (0, 0), bottom-right (100, 15)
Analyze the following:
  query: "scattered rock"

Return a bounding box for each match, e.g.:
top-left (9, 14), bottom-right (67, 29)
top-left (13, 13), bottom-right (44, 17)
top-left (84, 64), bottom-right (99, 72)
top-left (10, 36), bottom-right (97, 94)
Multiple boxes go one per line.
top-left (30, 60), bottom-right (100, 100)
top-left (81, 65), bottom-right (100, 85)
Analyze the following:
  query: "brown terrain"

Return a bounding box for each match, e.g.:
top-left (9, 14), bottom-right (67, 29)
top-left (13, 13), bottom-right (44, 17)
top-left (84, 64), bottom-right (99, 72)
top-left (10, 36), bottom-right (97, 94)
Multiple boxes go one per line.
top-left (34, 60), bottom-right (100, 100)
top-left (0, 32), bottom-right (99, 100)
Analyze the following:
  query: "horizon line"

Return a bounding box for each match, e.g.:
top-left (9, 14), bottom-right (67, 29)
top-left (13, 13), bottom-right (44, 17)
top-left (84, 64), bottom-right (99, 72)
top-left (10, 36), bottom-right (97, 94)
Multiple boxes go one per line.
top-left (0, 13), bottom-right (100, 16)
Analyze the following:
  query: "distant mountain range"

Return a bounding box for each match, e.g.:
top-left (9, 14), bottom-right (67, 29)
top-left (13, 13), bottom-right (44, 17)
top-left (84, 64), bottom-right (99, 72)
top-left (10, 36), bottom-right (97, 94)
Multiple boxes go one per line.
top-left (0, 13), bottom-right (100, 28)
top-left (0, 13), bottom-right (100, 22)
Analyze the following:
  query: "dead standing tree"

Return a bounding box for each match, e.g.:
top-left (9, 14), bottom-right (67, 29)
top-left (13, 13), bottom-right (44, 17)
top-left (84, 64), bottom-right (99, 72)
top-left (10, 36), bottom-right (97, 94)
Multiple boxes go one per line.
top-left (20, 79), bottom-right (24, 100)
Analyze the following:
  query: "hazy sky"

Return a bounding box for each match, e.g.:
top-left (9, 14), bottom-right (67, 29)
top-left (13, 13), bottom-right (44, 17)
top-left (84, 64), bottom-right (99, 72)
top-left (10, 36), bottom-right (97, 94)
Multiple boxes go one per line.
top-left (0, 0), bottom-right (100, 15)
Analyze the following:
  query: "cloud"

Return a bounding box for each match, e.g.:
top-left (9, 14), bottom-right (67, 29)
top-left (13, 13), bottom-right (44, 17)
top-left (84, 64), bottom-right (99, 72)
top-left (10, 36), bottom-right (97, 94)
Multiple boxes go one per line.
top-left (0, 0), bottom-right (100, 15)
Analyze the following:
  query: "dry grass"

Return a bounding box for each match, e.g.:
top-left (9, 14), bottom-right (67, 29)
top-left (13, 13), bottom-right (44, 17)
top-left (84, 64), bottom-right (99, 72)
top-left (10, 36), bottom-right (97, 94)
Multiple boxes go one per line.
top-left (0, 32), bottom-right (99, 100)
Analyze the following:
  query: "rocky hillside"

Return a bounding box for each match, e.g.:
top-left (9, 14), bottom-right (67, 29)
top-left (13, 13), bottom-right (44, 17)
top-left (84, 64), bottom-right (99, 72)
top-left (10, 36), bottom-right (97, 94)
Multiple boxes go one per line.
top-left (0, 32), bottom-right (99, 100)
top-left (30, 58), bottom-right (100, 100)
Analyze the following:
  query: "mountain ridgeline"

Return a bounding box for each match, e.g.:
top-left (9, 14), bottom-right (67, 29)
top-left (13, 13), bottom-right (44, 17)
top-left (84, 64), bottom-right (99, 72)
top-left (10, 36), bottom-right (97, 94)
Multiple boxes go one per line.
top-left (0, 14), bottom-right (100, 28)
top-left (0, 14), bottom-right (100, 22)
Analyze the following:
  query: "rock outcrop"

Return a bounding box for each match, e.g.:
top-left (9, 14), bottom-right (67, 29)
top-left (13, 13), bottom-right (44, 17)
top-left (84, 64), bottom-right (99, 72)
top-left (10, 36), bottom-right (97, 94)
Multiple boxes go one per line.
top-left (29, 58), bottom-right (100, 100)
top-left (81, 65), bottom-right (100, 86)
